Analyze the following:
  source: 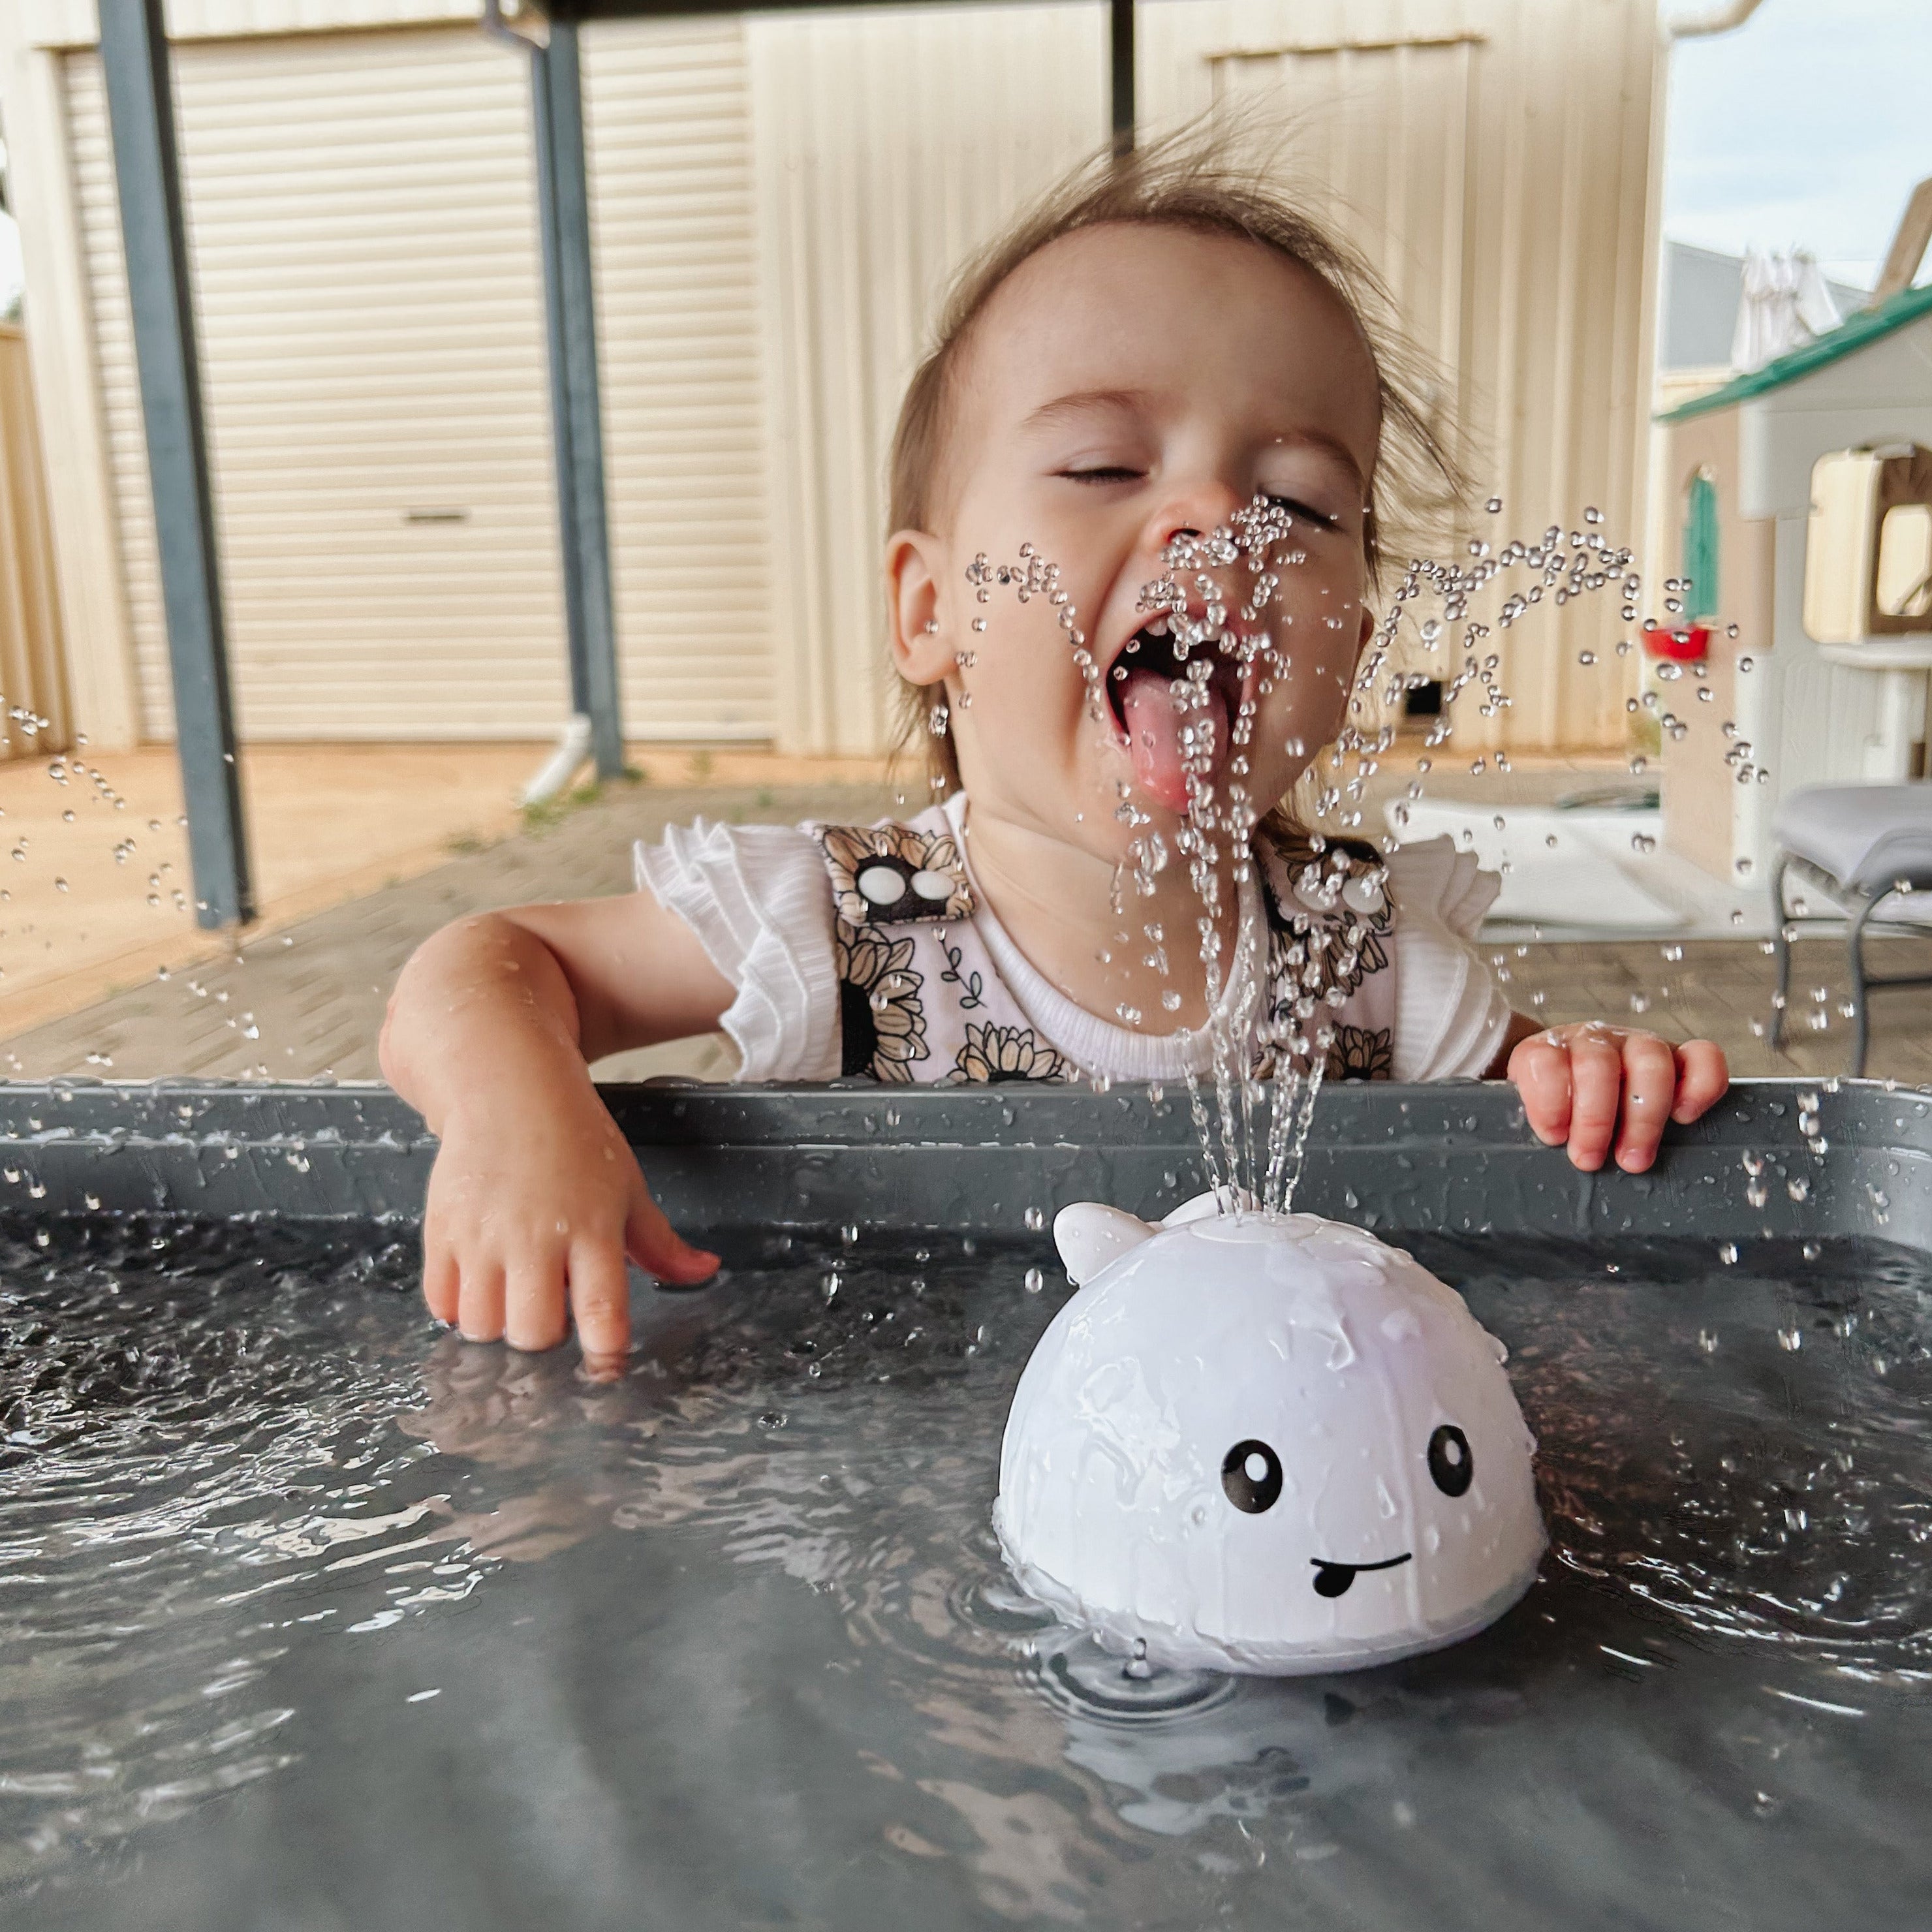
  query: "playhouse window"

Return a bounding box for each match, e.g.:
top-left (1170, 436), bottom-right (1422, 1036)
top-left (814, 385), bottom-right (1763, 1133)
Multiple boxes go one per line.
top-left (1683, 470), bottom-right (1719, 621)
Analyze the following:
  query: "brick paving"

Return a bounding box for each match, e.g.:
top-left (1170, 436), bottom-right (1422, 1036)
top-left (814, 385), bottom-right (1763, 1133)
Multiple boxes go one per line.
top-left (1, 781), bottom-right (897, 1085)
top-left (8, 771), bottom-right (1931, 1091)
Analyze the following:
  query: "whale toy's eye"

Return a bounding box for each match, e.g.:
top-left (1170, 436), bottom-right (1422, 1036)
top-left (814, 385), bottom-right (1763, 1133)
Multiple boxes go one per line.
top-left (1427, 1424), bottom-right (1474, 1497)
top-left (1221, 1439), bottom-right (1283, 1514)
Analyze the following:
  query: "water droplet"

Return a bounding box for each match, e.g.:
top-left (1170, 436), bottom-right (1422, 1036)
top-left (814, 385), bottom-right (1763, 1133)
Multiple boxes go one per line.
top-left (1023, 1266), bottom-right (1044, 1294)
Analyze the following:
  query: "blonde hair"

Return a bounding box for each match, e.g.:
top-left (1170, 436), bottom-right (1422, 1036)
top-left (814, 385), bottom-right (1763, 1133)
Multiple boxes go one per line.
top-left (885, 116), bottom-right (1468, 794)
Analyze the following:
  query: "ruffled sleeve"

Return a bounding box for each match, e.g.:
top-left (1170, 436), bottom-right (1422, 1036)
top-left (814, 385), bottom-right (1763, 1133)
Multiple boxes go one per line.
top-left (633, 820), bottom-right (840, 1082)
top-left (1383, 835), bottom-right (1513, 1080)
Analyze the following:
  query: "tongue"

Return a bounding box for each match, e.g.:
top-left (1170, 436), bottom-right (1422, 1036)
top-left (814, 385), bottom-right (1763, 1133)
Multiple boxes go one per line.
top-left (1121, 669), bottom-right (1225, 811)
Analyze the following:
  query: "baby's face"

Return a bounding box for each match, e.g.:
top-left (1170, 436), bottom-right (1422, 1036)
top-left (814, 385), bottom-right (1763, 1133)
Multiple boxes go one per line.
top-left (901, 221), bottom-right (1382, 863)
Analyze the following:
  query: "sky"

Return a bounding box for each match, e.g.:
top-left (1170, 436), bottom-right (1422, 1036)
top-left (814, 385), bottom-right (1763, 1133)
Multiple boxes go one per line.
top-left (1664, 0), bottom-right (1932, 288)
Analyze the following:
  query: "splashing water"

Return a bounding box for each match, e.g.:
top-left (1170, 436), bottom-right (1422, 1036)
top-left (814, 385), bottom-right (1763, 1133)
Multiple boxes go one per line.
top-left (967, 497), bottom-right (1640, 1215)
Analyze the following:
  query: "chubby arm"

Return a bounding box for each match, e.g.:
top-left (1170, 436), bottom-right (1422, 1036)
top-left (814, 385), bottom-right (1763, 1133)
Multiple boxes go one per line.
top-left (379, 889), bottom-right (735, 1360)
top-left (1486, 1010), bottom-right (1728, 1174)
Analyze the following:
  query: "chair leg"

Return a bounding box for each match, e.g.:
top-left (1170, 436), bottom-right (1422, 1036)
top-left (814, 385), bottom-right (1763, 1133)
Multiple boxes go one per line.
top-left (1847, 891), bottom-right (1883, 1080)
top-left (1768, 854), bottom-right (1792, 1048)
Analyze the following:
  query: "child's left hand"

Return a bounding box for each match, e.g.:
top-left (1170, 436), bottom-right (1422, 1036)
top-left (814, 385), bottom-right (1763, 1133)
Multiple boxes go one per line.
top-left (1503, 1019), bottom-right (1728, 1173)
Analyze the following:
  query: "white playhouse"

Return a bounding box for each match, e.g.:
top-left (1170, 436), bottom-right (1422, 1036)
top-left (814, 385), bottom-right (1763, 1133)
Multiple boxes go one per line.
top-left (1655, 283), bottom-right (1932, 886)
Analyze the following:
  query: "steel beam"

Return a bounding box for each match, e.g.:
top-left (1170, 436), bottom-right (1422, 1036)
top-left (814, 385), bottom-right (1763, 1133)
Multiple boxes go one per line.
top-left (531, 22), bottom-right (625, 780)
top-left (96, 0), bottom-right (253, 927)
top-left (1110, 0), bottom-right (1135, 158)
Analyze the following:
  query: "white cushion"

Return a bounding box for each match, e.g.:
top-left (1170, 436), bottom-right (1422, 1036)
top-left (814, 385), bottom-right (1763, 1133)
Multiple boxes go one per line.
top-left (1773, 784), bottom-right (1932, 893)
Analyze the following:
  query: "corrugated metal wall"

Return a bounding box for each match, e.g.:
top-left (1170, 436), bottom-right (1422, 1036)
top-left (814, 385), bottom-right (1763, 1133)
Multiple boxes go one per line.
top-left (0, 323), bottom-right (72, 756)
top-left (585, 20), bottom-right (774, 740)
top-left (65, 18), bottom-right (772, 743)
top-left (57, 0), bottom-right (1657, 754)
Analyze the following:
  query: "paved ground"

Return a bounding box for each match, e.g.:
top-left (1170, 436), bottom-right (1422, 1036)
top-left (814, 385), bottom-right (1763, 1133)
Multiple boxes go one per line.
top-left (1, 780), bottom-right (898, 1085)
top-left (0, 741), bottom-right (893, 1043)
top-left (8, 762), bottom-right (1929, 1091)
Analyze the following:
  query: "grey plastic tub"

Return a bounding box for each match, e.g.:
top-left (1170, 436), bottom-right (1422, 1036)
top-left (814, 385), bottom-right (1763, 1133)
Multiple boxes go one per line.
top-left (4, 1072), bottom-right (1924, 1243)
top-left (3, 1076), bottom-right (1929, 1932)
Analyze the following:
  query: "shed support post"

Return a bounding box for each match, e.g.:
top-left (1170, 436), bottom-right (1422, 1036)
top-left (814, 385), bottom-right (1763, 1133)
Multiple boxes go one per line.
top-left (1110, 0), bottom-right (1135, 158)
top-left (96, 0), bottom-right (253, 928)
top-left (531, 21), bottom-right (625, 781)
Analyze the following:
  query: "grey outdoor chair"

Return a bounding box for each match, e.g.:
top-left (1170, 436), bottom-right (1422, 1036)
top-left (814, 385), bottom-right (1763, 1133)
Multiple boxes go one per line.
top-left (1770, 784), bottom-right (1932, 1075)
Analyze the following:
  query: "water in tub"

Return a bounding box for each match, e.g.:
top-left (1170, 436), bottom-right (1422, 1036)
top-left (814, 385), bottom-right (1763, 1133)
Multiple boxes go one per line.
top-left (1, 1214), bottom-right (1931, 1925)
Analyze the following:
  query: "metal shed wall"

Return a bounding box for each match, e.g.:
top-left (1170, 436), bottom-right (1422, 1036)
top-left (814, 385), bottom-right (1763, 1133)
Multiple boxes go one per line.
top-left (64, 17), bottom-right (773, 743)
top-left (41, 0), bottom-right (1661, 757)
top-left (0, 323), bottom-right (73, 758)
top-left (584, 18), bottom-right (775, 740)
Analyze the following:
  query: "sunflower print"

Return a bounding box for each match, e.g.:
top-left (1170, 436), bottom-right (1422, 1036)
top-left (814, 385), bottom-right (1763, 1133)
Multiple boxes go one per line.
top-left (1257, 831), bottom-right (1392, 1001)
top-left (817, 822), bottom-right (973, 927)
top-left (1325, 1023), bottom-right (1394, 1082)
top-left (835, 922), bottom-right (929, 1081)
top-left (952, 1023), bottom-right (1076, 1085)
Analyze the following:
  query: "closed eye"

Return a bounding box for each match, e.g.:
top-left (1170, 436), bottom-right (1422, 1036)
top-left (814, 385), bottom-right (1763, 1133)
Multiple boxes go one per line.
top-left (1264, 493), bottom-right (1342, 530)
top-left (1057, 465), bottom-right (1145, 486)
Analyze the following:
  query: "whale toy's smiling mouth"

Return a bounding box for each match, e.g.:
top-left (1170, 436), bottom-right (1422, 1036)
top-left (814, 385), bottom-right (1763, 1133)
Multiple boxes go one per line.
top-left (1311, 1553), bottom-right (1414, 1598)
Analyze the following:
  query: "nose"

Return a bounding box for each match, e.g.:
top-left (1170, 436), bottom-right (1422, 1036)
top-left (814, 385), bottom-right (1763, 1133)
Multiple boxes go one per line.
top-left (1149, 478), bottom-right (1246, 561)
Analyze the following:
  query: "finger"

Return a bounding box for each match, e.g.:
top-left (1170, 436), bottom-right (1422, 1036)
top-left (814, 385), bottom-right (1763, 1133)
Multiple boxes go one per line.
top-left (421, 1228), bottom-right (460, 1328)
top-left (1508, 1033), bottom-right (1574, 1145)
top-left (624, 1191), bottom-right (720, 1287)
top-left (567, 1238), bottom-right (632, 1363)
top-left (1563, 1035), bottom-right (1626, 1171)
top-left (1613, 1034), bottom-right (1681, 1174)
top-left (1671, 1040), bottom-right (1730, 1123)
top-left (456, 1256), bottom-right (507, 1343)
top-left (503, 1247), bottom-right (570, 1354)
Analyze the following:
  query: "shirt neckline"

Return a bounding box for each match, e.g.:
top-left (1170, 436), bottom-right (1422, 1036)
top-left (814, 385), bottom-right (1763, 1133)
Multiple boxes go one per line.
top-left (937, 790), bottom-right (1264, 1080)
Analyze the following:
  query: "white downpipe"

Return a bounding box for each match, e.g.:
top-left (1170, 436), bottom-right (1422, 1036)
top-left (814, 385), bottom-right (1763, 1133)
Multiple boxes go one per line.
top-left (522, 713), bottom-right (594, 807)
top-left (1660, 0), bottom-right (1766, 38)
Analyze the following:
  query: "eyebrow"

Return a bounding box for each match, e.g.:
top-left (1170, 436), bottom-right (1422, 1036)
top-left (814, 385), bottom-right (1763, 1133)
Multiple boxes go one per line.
top-left (1020, 388), bottom-right (1149, 431)
top-left (1021, 392), bottom-right (1369, 492)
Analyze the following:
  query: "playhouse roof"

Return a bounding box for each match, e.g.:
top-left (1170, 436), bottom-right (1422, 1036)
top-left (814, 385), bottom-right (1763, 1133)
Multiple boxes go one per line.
top-left (1656, 279), bottom-right (1932, 424)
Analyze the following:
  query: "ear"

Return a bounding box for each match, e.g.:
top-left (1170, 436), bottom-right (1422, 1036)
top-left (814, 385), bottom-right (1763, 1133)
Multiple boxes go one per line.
top-left (1052, 1203), bottom-right (1155, 1286)
top-left (886, 528), bottom-right (955, 688)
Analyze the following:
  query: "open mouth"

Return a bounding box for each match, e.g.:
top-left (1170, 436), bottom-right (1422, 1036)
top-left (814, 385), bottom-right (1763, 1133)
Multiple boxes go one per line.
top-left (1106, 617), bottom-right (1250, 813)
top-left (1310, 1552), bottom-right (1413, 1598)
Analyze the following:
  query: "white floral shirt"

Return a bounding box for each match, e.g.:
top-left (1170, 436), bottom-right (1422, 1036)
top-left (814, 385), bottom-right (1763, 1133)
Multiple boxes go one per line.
top-left (636, 793), bottom-right (1511, 1086)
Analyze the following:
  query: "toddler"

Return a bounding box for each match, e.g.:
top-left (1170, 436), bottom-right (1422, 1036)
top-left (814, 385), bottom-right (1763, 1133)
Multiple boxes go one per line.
top-left (381, 136), bottom-right (1728, 1359)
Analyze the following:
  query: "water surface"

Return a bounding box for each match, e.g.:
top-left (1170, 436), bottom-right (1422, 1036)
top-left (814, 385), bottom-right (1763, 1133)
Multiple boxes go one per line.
top-left (3, 1217), bottom-right (1929, 1929)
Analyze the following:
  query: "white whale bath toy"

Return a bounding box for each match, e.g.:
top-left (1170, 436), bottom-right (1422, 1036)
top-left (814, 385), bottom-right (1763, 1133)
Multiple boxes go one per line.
top-left (993, 1194), bottom-right (1545, 1675)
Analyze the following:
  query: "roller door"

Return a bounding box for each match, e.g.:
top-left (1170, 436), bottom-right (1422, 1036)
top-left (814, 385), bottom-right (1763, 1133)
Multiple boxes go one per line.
top-left (66, 20), bottom-right (773, 743)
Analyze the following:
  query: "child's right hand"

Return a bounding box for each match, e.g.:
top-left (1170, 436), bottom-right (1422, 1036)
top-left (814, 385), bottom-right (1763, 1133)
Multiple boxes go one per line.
top-left (381, 894), bottom-right (739, 1363)
top-left (420, 1085), bottom-right (718, 1360)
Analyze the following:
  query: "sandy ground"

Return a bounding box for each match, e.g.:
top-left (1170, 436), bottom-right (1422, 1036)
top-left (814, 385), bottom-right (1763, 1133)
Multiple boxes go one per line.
top-left (0, 741), bottom-right (890, 1042)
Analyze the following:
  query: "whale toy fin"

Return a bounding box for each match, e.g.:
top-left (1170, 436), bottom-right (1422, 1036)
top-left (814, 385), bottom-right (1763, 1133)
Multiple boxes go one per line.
top-left (1052, 1203), bottom-right (1156, 1285)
